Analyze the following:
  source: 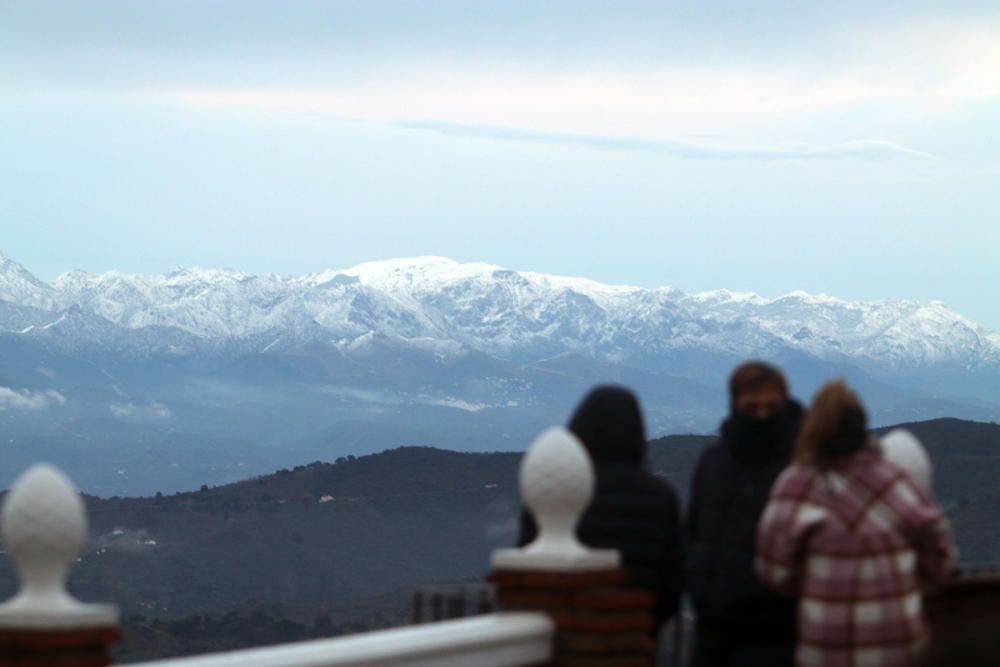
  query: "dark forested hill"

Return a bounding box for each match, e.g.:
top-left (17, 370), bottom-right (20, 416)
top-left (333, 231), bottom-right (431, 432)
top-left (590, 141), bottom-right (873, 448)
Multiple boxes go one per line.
top-left (0, 418), bottom-right (995, 662)
top-left (873, 418), bottom-right (1000, 507)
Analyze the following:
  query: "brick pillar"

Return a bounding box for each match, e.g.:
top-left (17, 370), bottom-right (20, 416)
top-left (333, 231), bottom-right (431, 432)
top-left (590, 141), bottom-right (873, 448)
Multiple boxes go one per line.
top-left (491, 428), bottom-right (653, 667)
top-left (923, 571), bottom-right (1000, 667)
top-left (0, 465), bottom-right (120, 666)
top-left (491, 569), bottom-right (655, 667)
top-left (0, 626), bottom-right (121, 667)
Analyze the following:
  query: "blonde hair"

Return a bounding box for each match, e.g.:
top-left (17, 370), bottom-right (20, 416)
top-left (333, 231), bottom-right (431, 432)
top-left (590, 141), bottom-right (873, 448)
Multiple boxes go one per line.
top-left (794, 380), bottom-right (869, 465)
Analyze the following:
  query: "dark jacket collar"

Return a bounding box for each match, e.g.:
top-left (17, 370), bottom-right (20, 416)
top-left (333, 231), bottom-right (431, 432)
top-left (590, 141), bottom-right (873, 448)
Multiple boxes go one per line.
top-left (720, 398), bottom-right (804, 463)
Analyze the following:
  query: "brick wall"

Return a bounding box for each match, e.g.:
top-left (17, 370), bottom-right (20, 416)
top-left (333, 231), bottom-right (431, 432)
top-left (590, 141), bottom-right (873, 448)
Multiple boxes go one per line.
top-left (923, 572), bottom-right (1000, 667)
top-left (491, 569), bottom-right (656, 667)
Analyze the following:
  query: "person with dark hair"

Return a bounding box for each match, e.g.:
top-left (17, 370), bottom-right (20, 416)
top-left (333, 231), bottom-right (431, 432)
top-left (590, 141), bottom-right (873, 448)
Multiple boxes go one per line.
top-left (685, 361), bottom-right (803, 667)
top-left (756, 380), bottom-right (955, 667)
top-left (518, 385), bottom-right (684, 630)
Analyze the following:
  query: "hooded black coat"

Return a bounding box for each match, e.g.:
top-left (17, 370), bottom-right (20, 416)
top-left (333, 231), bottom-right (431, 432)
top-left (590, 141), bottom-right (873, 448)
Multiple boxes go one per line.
top-left (518, 386), bottom-right (684, 628)
top-left (685, 399), bottom-right (804, 643)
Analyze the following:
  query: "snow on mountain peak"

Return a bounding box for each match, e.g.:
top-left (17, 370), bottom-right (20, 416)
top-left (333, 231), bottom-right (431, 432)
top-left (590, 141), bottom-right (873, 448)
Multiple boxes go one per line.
top-left (349, 255), bottom-right (468, 273)
top-left (691, 288), bottom-right (767, 305)
top-left (165, 267), bottom-right (253, 284)
top-left (342, 256), bottom-right (504, 291)
top-left (0, 251), bottom-right (58, 309)
top-left (778, 289), bottom-right (845, 305)
top-left (0, 252), bottom-right (996, 369)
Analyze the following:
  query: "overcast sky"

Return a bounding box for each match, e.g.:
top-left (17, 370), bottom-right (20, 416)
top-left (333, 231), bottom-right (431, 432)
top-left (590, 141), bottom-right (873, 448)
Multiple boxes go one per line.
top-left (2, 1), bottom-right (998, 326)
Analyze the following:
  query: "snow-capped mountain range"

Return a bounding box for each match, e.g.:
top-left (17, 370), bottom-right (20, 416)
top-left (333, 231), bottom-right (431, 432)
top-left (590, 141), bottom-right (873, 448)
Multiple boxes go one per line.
top-left (2, 249), bottom-right (999, 495)
top-left (3, 251), bottom-right (998, 371)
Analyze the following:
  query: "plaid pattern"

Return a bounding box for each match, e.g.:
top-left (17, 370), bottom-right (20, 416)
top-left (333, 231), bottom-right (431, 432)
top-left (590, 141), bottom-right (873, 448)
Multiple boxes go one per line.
top-left (756, 447), bottom-right (955, 667)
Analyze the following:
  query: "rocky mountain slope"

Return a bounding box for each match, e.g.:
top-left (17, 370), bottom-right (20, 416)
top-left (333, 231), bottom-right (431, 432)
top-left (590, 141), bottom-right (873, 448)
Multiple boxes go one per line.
top-left (4, 252), bottom-right (998, 371)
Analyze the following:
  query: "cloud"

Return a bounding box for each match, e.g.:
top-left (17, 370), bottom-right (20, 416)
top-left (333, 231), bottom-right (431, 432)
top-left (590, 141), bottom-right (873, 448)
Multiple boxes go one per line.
top-left (2, 11), bottom-right (989, 159)
top-left (4, 5), bottom-right (999, 94)
top-left (428, 397), bottom-right (492, 412)
top-left (0, 386), bottom-right (66, 410)
top-left (396, 121), bottom-right (928, 160)
top-left (160, 74), bottom-right (936, 161)
top-left (110, 400), bottom-right (173, 420)
top-left (157, 19), bottom-right (1000, 144)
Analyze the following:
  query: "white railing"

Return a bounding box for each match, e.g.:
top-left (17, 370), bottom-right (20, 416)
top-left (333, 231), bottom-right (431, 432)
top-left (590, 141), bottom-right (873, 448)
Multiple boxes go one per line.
top-left (0, 427), bottom-right (612, 666)
top-left (125, 612), bottom-right (553, 667)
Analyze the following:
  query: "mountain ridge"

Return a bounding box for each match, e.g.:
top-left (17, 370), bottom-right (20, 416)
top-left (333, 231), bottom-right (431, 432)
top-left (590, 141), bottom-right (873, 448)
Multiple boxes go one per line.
top-left (2, 251), bottom-right (999, 495)
top-left (2, 253), bottom-right (997, 370)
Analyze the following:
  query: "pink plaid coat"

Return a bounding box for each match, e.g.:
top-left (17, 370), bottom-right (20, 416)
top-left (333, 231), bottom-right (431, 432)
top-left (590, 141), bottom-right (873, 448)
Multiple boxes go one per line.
top-left (756, 447), bottom-right (954, 667)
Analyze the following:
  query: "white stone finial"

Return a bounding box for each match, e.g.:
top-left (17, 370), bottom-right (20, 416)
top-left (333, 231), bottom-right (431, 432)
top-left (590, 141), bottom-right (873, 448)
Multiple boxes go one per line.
top-left (0, 464), bottom-right (117, 628)
top-left (492, 428), bottom-right (619, 571)
top-left (881, 429), bottom-right (932, 491)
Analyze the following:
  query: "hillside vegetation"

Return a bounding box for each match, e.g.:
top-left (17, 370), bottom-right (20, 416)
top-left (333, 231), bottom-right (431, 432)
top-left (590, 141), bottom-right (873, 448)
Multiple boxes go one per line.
top-left (0, 418), bottom-right (995, 662)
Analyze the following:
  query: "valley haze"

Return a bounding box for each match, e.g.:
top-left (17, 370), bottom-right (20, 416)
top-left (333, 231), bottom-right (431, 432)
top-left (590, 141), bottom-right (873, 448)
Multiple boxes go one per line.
top-left (0, 250), bottom-right (998, 496)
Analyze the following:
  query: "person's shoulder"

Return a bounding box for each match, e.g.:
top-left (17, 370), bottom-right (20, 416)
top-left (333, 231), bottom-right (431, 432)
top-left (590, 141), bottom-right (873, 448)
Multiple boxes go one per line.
top-left (694, 438), bottom-right (727, 468)
top-left (867, 451), bottom-right (910, 484)
top-left (643, 470), bottom-right (680, 501)
top-left (636, 470), bottom-right (682, 519)
top-left (619, 464), bottom-right (678, 495)
top-left (687, 439), bottom-right (728, 493)
top-left (848, 449), bottom-right (914, 493)
top-left (867, 454), bottom-right (937, 509)
top-left (771, 462), bottom-right (817, 497)
top-left (611, 466), bottom-right (681, 509)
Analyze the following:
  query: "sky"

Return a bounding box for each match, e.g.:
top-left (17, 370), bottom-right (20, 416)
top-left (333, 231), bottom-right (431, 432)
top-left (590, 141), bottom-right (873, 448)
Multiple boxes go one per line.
top-left (1, 1), bottom-right (999, 327)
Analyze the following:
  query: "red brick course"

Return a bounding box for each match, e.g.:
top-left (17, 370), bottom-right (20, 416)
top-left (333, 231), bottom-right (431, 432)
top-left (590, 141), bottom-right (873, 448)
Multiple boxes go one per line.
top-left (491, 570), bottom-right (628, 589)
top-left (491, 568), bottom-right (655, 667)
top-left (0, 626), bottom-right (120, 667)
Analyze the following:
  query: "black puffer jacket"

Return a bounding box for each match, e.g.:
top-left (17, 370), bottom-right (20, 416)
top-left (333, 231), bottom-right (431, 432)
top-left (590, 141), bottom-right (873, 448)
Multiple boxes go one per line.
top-left (685, 400), bottom-right (804, 640)
top-left (519, 386), bottom-right (683, 628)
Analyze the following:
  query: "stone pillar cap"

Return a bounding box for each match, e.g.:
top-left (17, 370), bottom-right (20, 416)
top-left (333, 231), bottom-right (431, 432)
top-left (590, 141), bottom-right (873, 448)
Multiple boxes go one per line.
top-left (0, 464), bottom-right (117, 629)
top-left (492, 427), bottom-right (619, 572)
top-left (881, 429), bottom-right (932, 491)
